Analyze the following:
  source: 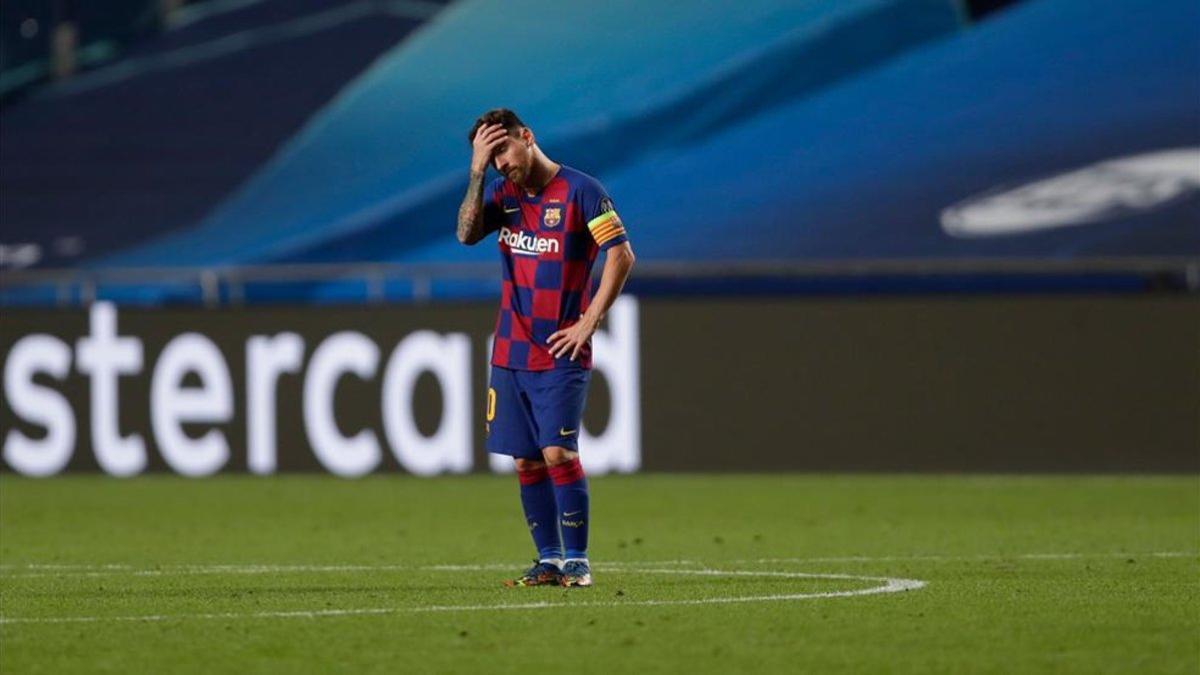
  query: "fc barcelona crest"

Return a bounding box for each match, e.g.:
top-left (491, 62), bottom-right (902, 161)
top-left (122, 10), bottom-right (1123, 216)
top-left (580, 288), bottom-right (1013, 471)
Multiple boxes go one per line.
top-left (542, 205), bottom-right (562, 228)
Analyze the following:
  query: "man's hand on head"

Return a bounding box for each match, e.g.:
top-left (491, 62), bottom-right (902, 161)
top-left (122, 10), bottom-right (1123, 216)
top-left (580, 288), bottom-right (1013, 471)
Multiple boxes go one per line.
top-left (459, 124), bottom-right (508, 245)
top-left (471, 124), bottom-right (508, 174)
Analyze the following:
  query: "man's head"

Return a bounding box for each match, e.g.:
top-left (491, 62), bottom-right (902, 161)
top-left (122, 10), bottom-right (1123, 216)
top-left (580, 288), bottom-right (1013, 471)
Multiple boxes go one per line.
top-left (468, 108), bottom-right (536, 185)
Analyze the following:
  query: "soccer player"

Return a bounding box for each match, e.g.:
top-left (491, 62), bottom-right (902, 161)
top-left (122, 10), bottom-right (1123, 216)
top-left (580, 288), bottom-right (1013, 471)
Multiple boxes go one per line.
top-left (457, 109), bottom-right (636, 588)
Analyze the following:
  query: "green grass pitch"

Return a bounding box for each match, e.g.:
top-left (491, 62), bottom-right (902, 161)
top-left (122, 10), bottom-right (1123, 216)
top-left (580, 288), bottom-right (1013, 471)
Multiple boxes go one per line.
top-left (1, 474), bottom-right (1196, 674)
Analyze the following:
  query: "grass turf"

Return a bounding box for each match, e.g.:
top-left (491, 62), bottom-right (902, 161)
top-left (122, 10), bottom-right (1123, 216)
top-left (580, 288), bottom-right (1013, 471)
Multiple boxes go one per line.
top-left (0, 474), bottom-right (1196, 674)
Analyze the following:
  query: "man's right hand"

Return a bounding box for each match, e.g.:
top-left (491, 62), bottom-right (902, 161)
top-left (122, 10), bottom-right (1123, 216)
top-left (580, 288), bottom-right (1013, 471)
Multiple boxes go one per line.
top-left (471, 123), bottom-right (508, 174)
top-left (459, 124), bottom-right (507, 245)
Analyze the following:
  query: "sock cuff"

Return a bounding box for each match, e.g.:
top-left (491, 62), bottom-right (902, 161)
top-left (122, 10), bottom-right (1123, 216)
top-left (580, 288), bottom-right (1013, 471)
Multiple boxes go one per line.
top-left (517, 465), bottom-right (550, 486)
top-left (548, 458), bottom-right (585, 485)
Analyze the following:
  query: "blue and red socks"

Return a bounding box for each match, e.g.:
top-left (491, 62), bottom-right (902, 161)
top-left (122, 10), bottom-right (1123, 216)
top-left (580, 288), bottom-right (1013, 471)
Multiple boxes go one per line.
top-left (517, 465), bottom-right (563, 564)
top-left (549, 458), bottom-right (589, 561)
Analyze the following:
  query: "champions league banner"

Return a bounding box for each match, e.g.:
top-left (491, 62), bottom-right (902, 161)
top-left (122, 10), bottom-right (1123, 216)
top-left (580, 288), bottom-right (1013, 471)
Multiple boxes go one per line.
top-left (0, 299), bottom-right (640, 478)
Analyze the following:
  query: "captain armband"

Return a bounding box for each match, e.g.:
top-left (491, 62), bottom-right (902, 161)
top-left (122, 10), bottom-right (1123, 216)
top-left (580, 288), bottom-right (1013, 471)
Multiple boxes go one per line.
top-left (586, 210), bottom-right (626, 246)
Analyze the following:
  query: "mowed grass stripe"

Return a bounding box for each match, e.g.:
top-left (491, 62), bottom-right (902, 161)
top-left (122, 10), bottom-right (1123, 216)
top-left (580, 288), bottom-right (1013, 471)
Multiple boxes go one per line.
top-left (0, 474), bottom-right (1195, 675)
top-left (0, 568), bottom-right (926, 625)
top-left (0, 565), bottom-right (911, 622)
top-left (1, 551), bottom-right (1195, 577)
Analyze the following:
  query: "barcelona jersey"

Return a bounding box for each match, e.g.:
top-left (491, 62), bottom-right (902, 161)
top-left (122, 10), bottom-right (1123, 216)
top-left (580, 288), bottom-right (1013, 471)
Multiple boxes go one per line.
top-left (482, 165), bottom-right (628, 371)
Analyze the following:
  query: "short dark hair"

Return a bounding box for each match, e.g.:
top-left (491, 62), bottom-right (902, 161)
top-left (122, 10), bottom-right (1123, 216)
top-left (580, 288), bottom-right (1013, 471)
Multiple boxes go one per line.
top-left (467, 108), bottom-right (526, 144)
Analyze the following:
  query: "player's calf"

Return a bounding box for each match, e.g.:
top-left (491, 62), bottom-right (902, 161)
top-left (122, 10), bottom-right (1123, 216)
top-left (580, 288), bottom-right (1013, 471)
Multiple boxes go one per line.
top-left (545, 452), bottom-right (591, 587)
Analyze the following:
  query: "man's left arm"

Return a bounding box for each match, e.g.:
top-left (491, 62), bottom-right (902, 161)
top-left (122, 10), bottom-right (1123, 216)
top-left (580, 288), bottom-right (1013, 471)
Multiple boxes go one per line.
top-left (547, 241), bottom-right (636, 361)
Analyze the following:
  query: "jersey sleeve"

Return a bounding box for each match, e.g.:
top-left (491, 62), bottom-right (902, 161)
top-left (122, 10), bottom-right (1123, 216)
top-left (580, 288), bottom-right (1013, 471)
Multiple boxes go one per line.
top-left (578, 177), bottom-right (628, 251)
top-left (481, 177), bottom-right (505, 236)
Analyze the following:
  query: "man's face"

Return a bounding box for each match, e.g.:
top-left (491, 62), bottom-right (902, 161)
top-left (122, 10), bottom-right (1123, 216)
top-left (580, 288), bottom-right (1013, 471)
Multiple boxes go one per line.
top-left (492, 128), bottom-right (534, 185)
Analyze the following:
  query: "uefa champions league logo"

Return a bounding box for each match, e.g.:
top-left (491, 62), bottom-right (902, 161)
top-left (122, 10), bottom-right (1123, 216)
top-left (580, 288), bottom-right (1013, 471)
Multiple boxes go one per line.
top-left (941, 147), bottom-right (1200, 237)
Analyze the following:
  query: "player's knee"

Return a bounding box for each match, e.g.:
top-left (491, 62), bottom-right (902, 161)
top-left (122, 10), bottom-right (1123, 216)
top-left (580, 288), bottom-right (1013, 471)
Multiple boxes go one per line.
top-left (541, 446), bottom-right (577, 466)
top-left (513, 457), bottom-right (546, 473)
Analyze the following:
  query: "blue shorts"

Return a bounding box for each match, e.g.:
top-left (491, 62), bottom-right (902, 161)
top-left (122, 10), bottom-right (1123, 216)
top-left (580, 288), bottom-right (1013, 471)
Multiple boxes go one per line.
top-left (485, 365), bottom-right (591, 459)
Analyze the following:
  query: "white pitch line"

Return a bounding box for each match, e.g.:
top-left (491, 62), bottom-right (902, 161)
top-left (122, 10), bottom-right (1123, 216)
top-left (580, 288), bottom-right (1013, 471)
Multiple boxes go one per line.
top-left (0, 568), bottom-right (925, 625)
top-left (0, 561), bottom-right (705, 578)
top-left (735, 551), bottom-right (1199, 565)
top-left (1, 552), bottom-right (1193, 578)
top-left (0, 564), bottom-right (414, 579)
top-left (0, 564), bottom-right (135, 571)
top-left (424, 559), bottom-right (702, 572)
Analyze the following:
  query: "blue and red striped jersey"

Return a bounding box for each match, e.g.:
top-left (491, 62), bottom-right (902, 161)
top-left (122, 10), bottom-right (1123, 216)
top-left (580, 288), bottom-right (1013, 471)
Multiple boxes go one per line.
top-left (482, 164), bottom-right (629, 371)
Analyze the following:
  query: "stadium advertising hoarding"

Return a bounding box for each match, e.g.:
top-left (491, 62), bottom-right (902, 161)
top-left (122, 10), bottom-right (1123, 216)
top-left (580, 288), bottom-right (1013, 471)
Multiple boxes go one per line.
top-left (3, 294), bottom-right (1198, 476)
top-left (0, 299), bottom-right (640, 477)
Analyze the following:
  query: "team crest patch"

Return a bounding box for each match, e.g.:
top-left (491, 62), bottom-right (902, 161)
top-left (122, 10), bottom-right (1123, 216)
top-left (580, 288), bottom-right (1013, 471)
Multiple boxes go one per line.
top-left (542, 205), bottom-right (563, 228)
